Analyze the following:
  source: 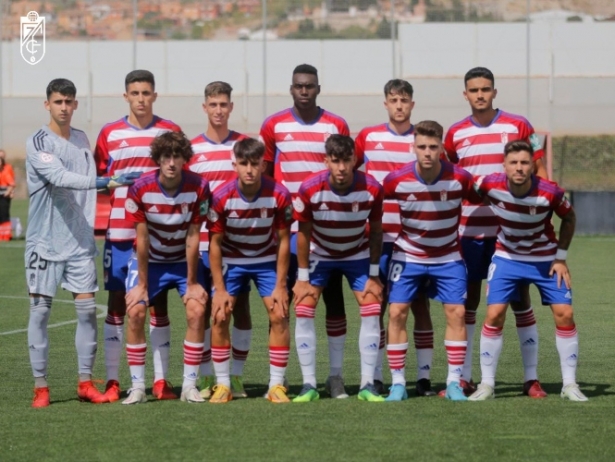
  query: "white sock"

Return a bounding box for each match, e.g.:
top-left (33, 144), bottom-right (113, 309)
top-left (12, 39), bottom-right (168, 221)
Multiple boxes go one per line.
top-left (556, 325), bottom-right (578, 387)
top-left (269, 346), bottom-right (290, 389)
top-left (212, 345), bottom-right (231, 388)
top-left (150, 316), bottom-right (170, 382)
top-left (479, 325), bottom-right (503, 388)
top-left (231, 327), bottom-right (252, 376)
top-left (126, 343), bottom-right (147, 389)
top-left (414, 330), bottom-right (434, 381)
top-left (183, 340), bottom-right (204, 389)
top-left (514, 307), bottom-right (539, 382)
top-left (28, 296), bottom-right (51, 380)
top-left (462, 310), bottom-right (476, 380)
top-left (374, 327), bottom-right (386, 382)
top-left (200, 327), bottom-right (212, 377)
top-left (104, 315), bottom-right (123, 382)
top-left (75, 298), bottom-right (98, 375)
top-left (295, 306), bottom-right (317, 387)
top-left (359, 305), bottom-right (380, 388)
top-left (444, 340), bottom-right (467, 385)
top-left (326, 315), bottom-right (346, 377)
top-left (387, 343), bottom-right (408, 386)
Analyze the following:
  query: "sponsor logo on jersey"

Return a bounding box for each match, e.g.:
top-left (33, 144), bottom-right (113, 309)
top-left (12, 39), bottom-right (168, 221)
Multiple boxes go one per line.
top-left (125, 198), bottom-right (139, 214)
top-left (197, 154), bottom-right (207, 162)
top-left (462, 138), bottom-right (471, 147)
top-left (374, 142), bottom-right (384, 150)
top-left (119, 140), bottom-right (130, 148)
top-left (283, 134), bottom-right (294, 141)
top-left (229, 211), bottom-right (239, 218)
top-left (319, 203), bottom-right (329, 211)
top-left (293, 196), bottom-right (305, 213)
top-left (408, 194), bottom-right (417, 201)
top-left (148, 205), bottom-right (159, 213)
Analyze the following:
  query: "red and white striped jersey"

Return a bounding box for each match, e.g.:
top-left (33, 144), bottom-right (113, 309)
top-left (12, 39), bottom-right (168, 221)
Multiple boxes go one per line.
top-left (187, 131), bottom-right (247, 252)
top-left (207, 176), bottom-right (293, 265)
top-left (383, 161), bottom-right (478, 264)
top-left (293, 170), bottom-right (383, 261)
top-left (355, 123), bottom-right (415, 242)
top-left (125, 170), bottom-right (210, 263)
top-left (478, 173), bottom-right (572, 262)
top-left (95, 116), bottom-right (181, 242)
top-left (259, 107), bottom-right (350, 197)
top-left (444, 110), bottom-right (544, 239)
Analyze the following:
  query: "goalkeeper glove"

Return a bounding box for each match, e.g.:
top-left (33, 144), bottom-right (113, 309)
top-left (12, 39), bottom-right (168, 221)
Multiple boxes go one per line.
top-left (96, 172), bottom-right (143, 192)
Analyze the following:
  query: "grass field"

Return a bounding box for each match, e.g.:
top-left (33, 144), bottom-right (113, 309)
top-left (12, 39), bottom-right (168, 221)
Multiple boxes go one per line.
top-left (1, 199), bottom-right (614, 461)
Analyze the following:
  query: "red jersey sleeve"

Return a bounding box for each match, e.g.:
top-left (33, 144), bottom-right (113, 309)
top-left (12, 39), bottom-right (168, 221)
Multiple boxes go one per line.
top-left (382, 172), bottom-right (398, 201)
top-left (125, 185), bottom-right (145, 223)
top-left (552, 186), bottom-right (572, 219)
top-left (354, 129), bottom-right (367, 170)
top-left (207, 194), bottom-right (226, 234)
top-left (259, 120), bottom-right (276, 164)
top-left (274, 186), bottom-right (294, 230)
top-left (192, 180), bottom-right (211, 225)
top-left (339, 120), bottom-right (350, 137)
top-left (94, 129), bottom-right (110, 176)
top-left (368, 182), bottom-right (384, 222)
top-left (292, 184), bottom-right (312, 223)
top-left (443, 128), bottom-right (458, 163)
top-left (524, 124), bottom-right (545, 161)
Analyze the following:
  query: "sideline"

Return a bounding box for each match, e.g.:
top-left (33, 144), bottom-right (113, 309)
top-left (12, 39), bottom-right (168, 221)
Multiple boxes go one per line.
top-left (0, 295), bottom-right (106, 336)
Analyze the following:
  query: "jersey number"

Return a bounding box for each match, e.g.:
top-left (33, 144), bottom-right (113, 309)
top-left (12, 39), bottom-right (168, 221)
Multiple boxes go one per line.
top-left (388, 263), bottom-right (403, 282)
top-left (28, 252), bottom-right (48, 271)
top-left (487, 263), bottom-right (496, 282)
top-left (103, 249), bottom-right (112, 269)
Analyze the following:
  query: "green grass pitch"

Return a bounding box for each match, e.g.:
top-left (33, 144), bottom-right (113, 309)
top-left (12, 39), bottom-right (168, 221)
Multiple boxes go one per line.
top-left (1, 199), bottom-right (614, 461)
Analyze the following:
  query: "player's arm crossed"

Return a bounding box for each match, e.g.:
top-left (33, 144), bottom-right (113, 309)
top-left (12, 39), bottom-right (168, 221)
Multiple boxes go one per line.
top-left (125, 222), bottom-right (150, 311)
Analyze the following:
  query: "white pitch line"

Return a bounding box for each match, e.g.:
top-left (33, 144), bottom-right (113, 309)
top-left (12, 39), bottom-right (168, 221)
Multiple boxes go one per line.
top-left (0, 295), bottom-right (106, 336)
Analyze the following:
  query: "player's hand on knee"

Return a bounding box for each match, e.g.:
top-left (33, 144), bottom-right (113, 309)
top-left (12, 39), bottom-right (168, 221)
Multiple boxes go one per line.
top-left (212, 290), bottom-right (233, 324)
top-left (362, 277), bottom-right (384, 303)
top-left (125, 285), bottom-right (148, 313)
top-left (183, 283), bottom-right (207, 306)
top-left (293, 281), bottom-right (316, 306)
top-left (550, 260), bottom-right (571, 289)
top-left (271, 286), bottom-right (290, 319)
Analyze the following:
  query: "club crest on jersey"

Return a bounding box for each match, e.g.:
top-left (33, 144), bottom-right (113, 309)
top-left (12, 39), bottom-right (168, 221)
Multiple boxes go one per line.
top-left (181, 202), bottom-right (188, 215)
top-left (501, 132), bottom-right (509, 144)
top-left (352, 201), bottom-right (359, 213)
top-left (440, 190), bottom-right (447, 201)
top-left (260, 207), bottom-right (268, 219)
top-left (529, 206), bottom-right (536, 216)
top-left (125, 198), bottom-right (138, 214)
top-left (293, 196), bottom-right (305, 213)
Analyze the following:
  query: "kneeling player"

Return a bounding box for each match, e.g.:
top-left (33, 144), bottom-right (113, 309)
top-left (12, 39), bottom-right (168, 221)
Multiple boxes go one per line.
top-left (123, 131), bottom-right (211, 404)
top-left (383, 120), bottom-right (479, 402)
top-left (469, 140), bottom-right (587, 402)
top-left (292, 134), bottom-right (385, 403)
top-left (208, 138), bottom-right (294, 403)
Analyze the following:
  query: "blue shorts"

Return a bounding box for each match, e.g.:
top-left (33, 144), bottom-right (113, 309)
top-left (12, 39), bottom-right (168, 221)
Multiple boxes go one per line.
top-left (126, 256), bottom-right (205, 301)
top-left (310, 258), bottom-right (369, 292)
top-left (379, 242), bottom-right (394, 285)
top-left (388, 260), bottom-right (468, 305)
top-left (486, 256), bottom-right (572, 306)
top-left (288, 233), bottom-right (299, 289)
top-left (103, 240), bottom-right (133, 291)
top-left (200, 252), bottom-right (250, 294)
top-left (222, 261), bottom-right (277, 298)
top-left (461, 237), bottom-right (496, 282)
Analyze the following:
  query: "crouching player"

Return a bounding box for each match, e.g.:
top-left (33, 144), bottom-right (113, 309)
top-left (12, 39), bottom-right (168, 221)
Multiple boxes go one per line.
top-left (469, 140), bottom-right (587, 401)
top-left (208, 138), bottom-right (294, 403)
top-left (382, 120), bottom-right (479, 402)
top-left (123, 131), bottom-right (211, 404)
top-left (292, 134), bottom-right (385, 403)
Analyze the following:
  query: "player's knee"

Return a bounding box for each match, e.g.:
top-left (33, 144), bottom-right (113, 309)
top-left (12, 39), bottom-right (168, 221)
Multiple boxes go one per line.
top-left (553, 304), bottom-right (574, 326)
top-left (127, 304), bottom-right (147, 327)
top-left (186, 303), bottom-right (205, 326)
top-left (388, 304), bottom-right (409, 328)
top-left (484, 305), bottom-right (507, 326)
top-left (445, 304), bottom-right (466, 323)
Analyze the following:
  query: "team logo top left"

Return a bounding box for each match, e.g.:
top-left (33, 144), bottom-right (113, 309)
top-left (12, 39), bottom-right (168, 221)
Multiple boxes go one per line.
top-left (20, 11), bottom-right (45, 65)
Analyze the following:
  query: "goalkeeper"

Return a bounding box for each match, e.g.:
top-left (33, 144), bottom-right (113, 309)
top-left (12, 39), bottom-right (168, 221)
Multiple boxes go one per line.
top-left (24, 78), bottom-right (140, 408)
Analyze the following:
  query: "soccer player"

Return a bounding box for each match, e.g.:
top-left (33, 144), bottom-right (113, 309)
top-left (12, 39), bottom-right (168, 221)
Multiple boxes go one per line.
top-left (383, 120), bottom-right (479, 402)
top-left (292, 134), bottom-right (385, 403)
top-left (188, 81), bottom-right (253, 400)
top-left (260, 64), bottom-right (352, 399)
top-left (443, 67), bottom-right (549, 397)
top-left (468, 140), bottom-right (586, 402)
top-left (354, 79), bottom-right (435, 397)
top-left (122, 131), bottom-right (210, 404)
top-left (207, 138), bottom-right (293, 403)
top-left (95, 70), bottom-right (181, 402)
top-left (25, 78), bottom-right (138, 408)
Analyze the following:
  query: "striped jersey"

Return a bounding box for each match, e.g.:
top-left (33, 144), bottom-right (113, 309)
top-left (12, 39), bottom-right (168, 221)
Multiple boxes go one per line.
top-left (478, 173), bottom-right (572, 263)
top-left (259, 107), bottom-right (350, 196)
top-left (94, 116), bottom-right (181, 242)
top-left (125, 170), bottom-right (210, 263)
top-left (293, 170), bottom-right (383, 261)
top-left (188, 131), bottom-right (246, 252)
top-left (383, 161), bottom-right (478, 264)
top-left (207, 176), bottom-right (293, 265)
top-left (25, 125), bottom-right (97, 262)
top-left (444, 110), bottom-right (544, 239)
top-left (355, 123), bottom-right (415, 242)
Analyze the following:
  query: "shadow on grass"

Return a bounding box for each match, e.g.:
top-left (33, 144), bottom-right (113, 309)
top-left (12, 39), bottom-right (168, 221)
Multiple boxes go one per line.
top-left (489, 381), bottom-right (613, 398)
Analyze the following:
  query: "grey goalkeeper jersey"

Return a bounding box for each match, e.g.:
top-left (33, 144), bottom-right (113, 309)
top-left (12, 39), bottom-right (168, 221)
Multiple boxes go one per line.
top-left (25, 125), bottom-right (97, 262)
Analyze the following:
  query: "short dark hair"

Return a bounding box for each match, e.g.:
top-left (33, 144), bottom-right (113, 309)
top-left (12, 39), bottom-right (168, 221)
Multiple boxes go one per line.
top-left (325, 134), bottom-right (354, 161)
top-left (464, 67), bottom-right (495, 86)
top-left (414, 120), bottom-right (444, 141)
top-left (504, 140), bottom-right (534, 157)
top-left (293, 64), bottom-right (318, 76)
top-left (46, 78), bottom-right (77, 99)
top-left (125, 70), bottom-right (155, 90)
top-left (384, 79), bottom-right (413, 98)
top-left (205, 81), bottom-right (233, 99)
top-left (150, 131), bottom-right (193, 164)
top-left (233, 138), bottom-right (265, 163)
